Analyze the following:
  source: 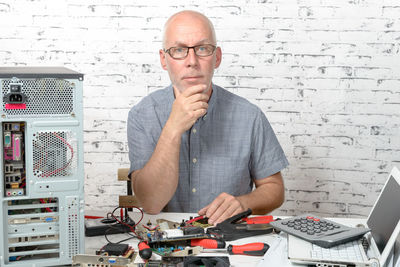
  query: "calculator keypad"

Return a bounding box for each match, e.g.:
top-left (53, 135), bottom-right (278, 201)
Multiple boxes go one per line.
top-left (270, 213), bottom-right (370, 248)
top-left (281, 216), bottom-right (341, 236)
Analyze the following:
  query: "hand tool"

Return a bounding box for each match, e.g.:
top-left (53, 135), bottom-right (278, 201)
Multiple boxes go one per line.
top-left (190, 238), bottom-right (226, 249)
top-left (243, 215), bottom-right (274, 224)
top-left (138, 241), bottom-right (152, 260)
top-left (203, 242), bottom-right (269, 256)
top-left (206, 209), bottom-right (275, 241)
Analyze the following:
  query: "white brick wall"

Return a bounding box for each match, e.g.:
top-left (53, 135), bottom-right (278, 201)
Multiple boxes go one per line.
top-left (1, 0), bottom-right (399, 217)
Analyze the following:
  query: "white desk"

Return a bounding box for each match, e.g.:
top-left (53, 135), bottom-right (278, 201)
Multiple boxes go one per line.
top-left (85, 211), bottom-right (398, 267)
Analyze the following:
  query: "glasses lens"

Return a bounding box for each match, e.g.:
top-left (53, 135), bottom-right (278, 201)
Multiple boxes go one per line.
top-left (195, 45), bottom-right (215, 56)
top-left (166, 45), bottom-right (216, 59)
top-left (169, 47), bottom-right (188, 59)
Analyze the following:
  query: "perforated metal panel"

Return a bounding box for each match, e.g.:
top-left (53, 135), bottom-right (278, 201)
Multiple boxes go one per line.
top-left (66, 196), bottom-right (79, 259)
top-left (32, 131), bottom-right (77, 178)
top-left (1, 78), bottom-right (74, 116)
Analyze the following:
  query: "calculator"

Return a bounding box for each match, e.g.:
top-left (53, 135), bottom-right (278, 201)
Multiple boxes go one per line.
top-left (270, 214), bottom-right (370, 248)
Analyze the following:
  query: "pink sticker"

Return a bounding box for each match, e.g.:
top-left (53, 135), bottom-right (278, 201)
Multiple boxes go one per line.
top-left (5, 103), bottom-right (26, 110)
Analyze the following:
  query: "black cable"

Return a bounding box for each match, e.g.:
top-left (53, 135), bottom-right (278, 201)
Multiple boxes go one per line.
top-left (104, 223), bottom-right (137, 244)
top-left (102, 206), bottom-right (144, 245)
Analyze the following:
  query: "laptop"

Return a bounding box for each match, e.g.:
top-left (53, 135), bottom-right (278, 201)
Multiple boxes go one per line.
top-left (287, 166), bottom-right (400, 267)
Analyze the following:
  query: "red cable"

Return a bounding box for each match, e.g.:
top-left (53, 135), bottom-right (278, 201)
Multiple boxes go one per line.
top-left (45, 133), bottom-right (74, 177)
top-left (84, 215), bottom-right (104, 219)
top-left (40, 199), bottom-right (53, 212)
top-left (110, 206), bottom-right (144, 239)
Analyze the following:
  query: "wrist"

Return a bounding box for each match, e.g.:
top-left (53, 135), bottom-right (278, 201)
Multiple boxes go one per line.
top-left (236, 195), bottom-right (248, 211)
top-left (162, 120), bottom-right (183, 143)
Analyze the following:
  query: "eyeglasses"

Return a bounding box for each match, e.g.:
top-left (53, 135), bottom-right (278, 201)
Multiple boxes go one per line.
top-left (164, 44), bottom-right (216, 59)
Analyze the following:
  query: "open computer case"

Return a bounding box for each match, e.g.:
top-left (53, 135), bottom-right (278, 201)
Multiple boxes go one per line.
top-left (0, 67), bottom-right (85, 266)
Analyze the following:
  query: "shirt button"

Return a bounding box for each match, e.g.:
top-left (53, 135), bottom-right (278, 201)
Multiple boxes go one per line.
top-left (192, 158), bottom-right (197, 163)
top-left (192, 128), bottom-right (197, 134)
top-left (192, 188), bottom-right (196, 193)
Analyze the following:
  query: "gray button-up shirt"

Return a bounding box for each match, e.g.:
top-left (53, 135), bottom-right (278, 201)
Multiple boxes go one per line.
top-left (127, 84), bottom-right (289, 212)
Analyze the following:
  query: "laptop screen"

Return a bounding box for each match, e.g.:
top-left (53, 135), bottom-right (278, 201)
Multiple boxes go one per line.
top-left (366, 175), bottom-right (400, 254)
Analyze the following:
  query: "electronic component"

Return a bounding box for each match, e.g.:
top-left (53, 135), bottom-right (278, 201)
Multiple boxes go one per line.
top-left (3, 82), bottom-right (27, 104)
top-left (73, 252), bottom-right (136, 266)
top-left (12, 133), bottom-right (22, 161)
top-left (102, 243), bottom-right (130, 256)
top-left (2, 122), bottom-right (25, 197)
top-left (84, 217), bottom-right (136, 237)
top-left (182, 225), bottom-right (204, 235)
top-left (3, 132), bottom-right (11, 148)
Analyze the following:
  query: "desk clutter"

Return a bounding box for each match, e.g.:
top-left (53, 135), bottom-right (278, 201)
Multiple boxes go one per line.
top-left (74, 208), bottom-right (273, 266)
top-left (74, 166), bottom-right (400, 267)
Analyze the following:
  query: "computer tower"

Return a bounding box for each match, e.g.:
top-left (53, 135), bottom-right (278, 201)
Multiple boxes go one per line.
top-left (0, 67), bottom-right (85, 266)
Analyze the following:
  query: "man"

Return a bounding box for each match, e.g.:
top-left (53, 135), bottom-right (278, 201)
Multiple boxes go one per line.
top-left (127, 10), bottom-right (288, 225)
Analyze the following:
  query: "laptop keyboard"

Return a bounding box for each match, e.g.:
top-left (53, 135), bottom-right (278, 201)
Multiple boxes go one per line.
top-left (311, 240), bottom-right (365, 261)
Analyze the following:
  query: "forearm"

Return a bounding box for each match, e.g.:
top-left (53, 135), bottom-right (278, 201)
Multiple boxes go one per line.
top-left (132, 122), bottom-right (182, 214)
top-left (237, 174), bottom-right (285, 215)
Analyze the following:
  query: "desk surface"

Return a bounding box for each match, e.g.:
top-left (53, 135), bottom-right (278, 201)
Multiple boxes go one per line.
top-left (85, 211), bottom-right (370, 267)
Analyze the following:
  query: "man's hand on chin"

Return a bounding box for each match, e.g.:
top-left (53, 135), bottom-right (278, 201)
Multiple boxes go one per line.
top-left (198, 192), bottom-right (246, 225)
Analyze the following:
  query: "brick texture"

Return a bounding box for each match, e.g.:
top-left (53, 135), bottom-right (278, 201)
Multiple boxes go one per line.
top-left (1, 0), bottom-right (399, 217)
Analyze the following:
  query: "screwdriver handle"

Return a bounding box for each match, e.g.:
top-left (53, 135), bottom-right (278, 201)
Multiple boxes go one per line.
top-left (138, 241), bottom-right (152, 260)
top-left (190, 238), bottom-right (226, 249)
top-left (227, 242), bottom-right (269, 256)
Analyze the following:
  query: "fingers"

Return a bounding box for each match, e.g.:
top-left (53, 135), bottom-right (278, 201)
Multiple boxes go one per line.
top-left (192, 108), bottom-right (207, 120)
top-left (201, 193), bottom-right (245, 225)
top-left (198, 204), bottom-right (210, 216)
top-left (190, 101), bottom-right (208, 111)
top-left (168, 84), bottom-right (209, 134)
top-left (187, 92), bottom-right (210, 104)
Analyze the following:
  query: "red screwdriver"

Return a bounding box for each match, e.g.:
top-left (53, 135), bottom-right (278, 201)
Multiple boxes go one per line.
top-left (190, 238), bottom-right (226, 249)
top-left (203, 242), bottom-right (269, 256)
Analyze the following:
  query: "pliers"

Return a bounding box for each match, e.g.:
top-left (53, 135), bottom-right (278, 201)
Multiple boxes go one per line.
top-left (206, 209), bottom-right (275, 241)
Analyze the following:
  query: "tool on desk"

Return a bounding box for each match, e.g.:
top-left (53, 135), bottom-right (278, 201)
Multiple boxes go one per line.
top-left (270, 214), bottom-right (370, 248)
top-left (138, 241), bottom-right (152, 260)
top-left (285, 167), bottom-right (400, 267)
top-left (203, 242), bottom-right (269, 256)
top-left (206, 209), bottom-right (275, 241)
top-left (243, 215), bottom-right (274, 224)
top-left (190, 238), bottom-right (226, 249)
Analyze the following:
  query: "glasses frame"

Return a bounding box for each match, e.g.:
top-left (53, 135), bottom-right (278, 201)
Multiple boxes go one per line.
top-left (164, 44), bottom-right (217, 59)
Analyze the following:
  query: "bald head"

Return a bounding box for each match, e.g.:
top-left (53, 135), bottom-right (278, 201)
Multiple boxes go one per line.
top-left (162, 10), bottom-right (217, 48)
